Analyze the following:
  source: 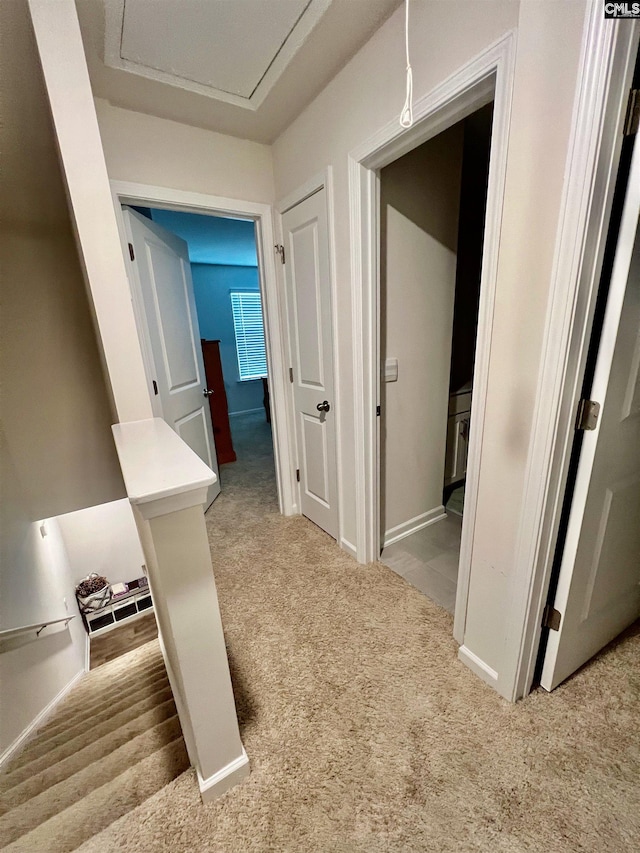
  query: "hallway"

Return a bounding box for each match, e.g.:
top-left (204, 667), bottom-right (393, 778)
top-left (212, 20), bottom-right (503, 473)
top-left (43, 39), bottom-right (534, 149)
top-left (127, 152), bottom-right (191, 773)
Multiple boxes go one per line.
top-left (97, 416), bottom-right (639, 850)
top-left (3, 417), bottom-right (639, 851)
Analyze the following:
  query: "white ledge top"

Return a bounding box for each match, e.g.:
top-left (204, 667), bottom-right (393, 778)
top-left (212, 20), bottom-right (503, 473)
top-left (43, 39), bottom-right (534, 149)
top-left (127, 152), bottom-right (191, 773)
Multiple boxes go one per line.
top-left (112, 418), bottom-right (216, 507)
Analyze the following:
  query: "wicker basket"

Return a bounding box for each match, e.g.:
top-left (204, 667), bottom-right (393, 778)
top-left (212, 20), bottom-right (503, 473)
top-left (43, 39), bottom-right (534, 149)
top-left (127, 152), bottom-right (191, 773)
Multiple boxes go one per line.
top-left (76, 573), bottom-right (111, 614)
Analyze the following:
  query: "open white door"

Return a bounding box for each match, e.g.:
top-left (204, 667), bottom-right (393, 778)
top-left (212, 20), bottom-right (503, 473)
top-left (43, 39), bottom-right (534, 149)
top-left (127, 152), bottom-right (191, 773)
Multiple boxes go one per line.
top-left (282, 189), bottom-right (338, 539)
top-left (540, 138), bottom-right (640, 691)
top-left (123, 208), bottom-right (221, 508)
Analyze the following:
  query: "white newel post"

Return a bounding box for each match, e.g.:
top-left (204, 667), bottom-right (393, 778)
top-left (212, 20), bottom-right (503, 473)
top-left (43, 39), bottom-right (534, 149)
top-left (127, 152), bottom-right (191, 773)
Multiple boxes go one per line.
top-left (112, 419), bottom-right (248, 802)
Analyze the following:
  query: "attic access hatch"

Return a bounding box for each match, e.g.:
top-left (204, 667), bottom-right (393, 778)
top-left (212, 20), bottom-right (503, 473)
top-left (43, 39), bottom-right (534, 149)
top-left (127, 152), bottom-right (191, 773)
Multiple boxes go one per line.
top-left (104, 0), bottom-right (331, 110)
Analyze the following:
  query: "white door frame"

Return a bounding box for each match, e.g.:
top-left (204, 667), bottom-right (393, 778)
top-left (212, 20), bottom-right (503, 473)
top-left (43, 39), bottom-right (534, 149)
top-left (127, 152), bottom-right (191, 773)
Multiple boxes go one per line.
top-left (110, 181), bottom-right (298, 518)
top-left (348, 31), bottom-right (517, 643)
top-left (502, 12), bottom-right (639, 701)
top-left (275, 169), bottom-right (344, 549)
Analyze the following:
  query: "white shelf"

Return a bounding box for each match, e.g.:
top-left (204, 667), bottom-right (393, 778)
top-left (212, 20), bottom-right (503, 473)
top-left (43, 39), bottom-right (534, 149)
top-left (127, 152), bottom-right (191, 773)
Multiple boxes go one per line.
top-left (85, 588), bottom-right (154, 638)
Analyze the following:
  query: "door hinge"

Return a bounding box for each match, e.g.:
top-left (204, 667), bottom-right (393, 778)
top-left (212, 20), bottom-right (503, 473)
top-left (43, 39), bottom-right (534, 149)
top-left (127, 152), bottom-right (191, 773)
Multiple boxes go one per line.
top-left (575, 398), bottom-right (600, 431)
top-left (624, 88), bottom-right (639, 137)
top-left (128, 242), bottom-right (135, 261)
top-left (152, 380), bottom-right (158, 396)
top-left (275, 244), bottom-right (285, 264)
top-left (289, 367), bottom-right (294, 383)
top-left (542, 604), bottom-right (561, 632)
top-left (376, 405), bottom-right (381, 416)
top-left (296, 468), bottom-right (300, 482)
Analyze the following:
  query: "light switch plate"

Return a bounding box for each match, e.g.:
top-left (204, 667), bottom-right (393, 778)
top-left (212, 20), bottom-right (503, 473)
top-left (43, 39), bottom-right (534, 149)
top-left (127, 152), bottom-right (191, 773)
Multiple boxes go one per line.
top-left (384, 358), bottom-right (398, 382)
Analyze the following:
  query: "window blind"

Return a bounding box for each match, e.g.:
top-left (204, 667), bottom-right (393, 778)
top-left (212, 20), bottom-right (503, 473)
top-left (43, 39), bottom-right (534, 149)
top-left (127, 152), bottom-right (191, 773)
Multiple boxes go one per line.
top-left (230, 291), bottom-right (268, 381)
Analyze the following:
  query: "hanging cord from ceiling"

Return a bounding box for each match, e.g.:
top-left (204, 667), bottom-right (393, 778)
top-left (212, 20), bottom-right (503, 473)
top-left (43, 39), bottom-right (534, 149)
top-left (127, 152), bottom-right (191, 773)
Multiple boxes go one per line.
top-left (400, 0), bottom-right (414, 128)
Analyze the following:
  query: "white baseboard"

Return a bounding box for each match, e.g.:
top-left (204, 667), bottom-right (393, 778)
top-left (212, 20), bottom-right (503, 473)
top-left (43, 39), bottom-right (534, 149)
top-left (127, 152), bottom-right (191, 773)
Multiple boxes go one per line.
top-left (383, 506), bottom-right (446, 547)
top-left (458, 645), bottom-right (498, 688)
top-left (340, 538), bottom-right (358, 560)
top-left (197, 749), bottom-right (250, 803)
top-left (0, 667), bottom-right (85, 770)
top-left (228, 407), bottom-right (263, 418)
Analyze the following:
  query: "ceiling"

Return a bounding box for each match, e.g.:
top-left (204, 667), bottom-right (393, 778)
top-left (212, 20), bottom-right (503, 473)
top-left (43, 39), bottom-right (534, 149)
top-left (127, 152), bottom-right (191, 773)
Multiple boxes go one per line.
top-left (145, 209), bottom-right (258, 266)
top-left (76, 0), bottom-right (403, 143)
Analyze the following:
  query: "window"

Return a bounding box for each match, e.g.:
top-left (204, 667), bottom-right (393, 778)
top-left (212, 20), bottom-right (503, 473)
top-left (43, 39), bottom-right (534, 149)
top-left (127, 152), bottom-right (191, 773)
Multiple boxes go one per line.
top-left (230, 291), bottom-right (268, 381)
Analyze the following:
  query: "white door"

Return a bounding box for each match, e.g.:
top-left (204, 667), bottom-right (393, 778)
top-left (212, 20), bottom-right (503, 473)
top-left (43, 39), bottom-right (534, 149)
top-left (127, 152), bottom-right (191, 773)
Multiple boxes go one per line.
top-left (282, 189), bottom-right (338, 538)
top-left (540, 139), bottom-right (640, 691)
top-left (123, 208), bottom-right (221, 508)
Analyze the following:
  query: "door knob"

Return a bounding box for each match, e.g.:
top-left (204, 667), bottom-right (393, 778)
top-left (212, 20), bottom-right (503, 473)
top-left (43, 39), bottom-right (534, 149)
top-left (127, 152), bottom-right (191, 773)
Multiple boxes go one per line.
top-left (203, 389), bottom-right (214, 397)
top-left (316, 400), bottom-right (330, 413)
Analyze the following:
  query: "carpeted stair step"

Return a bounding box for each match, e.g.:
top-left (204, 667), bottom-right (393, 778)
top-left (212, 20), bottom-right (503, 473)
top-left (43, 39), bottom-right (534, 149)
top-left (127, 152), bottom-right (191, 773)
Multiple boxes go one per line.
top-left (2, 738), bottom-right (190, 853)
top-left (2, 671), bottom-right (170, 774)
top-left (0, 697), bottom-right (178, 814)
top-left (26, 667), bottom-right (169, 751)
top-left (0, 715), bottom-right (183, 847)
top-left (3, 660), bottom-right (167, 769)
top-left (0, 685), bottom-right (174, 794)
top-left (58, 658), bottom-right (166, 715)
top-left (27, 659), bottom-right (167, 739)
top-left (27, 653), bottom-right (165, 734)
top-left (75, 641), bottom-right (162, 691)
top-left (53, 652), bottom-right (165, 709)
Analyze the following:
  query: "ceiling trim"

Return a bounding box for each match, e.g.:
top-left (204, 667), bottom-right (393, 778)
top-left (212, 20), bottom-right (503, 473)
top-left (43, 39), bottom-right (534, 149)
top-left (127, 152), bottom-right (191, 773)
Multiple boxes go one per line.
top-left (103, 0), bottom-right (332, 112)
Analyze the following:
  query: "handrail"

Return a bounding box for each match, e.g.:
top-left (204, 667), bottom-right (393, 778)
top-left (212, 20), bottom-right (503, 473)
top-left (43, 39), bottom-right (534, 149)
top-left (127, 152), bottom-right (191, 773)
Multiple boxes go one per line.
top-left (0, 616), bottom-right (75, 643)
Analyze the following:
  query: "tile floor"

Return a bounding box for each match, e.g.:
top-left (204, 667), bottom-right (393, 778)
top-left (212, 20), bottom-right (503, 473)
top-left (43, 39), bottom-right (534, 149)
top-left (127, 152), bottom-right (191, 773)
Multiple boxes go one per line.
top-left (380, 513), bottom-right (462, 614)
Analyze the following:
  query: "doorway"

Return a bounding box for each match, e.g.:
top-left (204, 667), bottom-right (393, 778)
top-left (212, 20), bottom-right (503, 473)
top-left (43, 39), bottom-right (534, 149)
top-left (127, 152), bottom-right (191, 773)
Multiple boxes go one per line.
top-left (126, 205), bottom-right (274, 499)
top-left (537, 112), bottom-right (640, 692)
top-left (111, 182), bottom-right (297, 519)
top-left (378, 105), bottom-right (493, 614)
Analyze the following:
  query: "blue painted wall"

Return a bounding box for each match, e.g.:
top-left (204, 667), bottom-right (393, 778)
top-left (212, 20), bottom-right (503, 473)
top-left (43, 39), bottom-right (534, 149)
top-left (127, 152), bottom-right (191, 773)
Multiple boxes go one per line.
top-left (191, 264), bottom-right (265, 415)
top-left (150, 209), bottom-right (257, 266)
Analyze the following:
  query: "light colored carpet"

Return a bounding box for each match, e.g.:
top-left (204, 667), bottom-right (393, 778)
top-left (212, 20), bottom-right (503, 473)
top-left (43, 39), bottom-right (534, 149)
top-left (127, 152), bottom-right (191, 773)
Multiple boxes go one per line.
top-left (0, 641), bottom-right (188, 851)
top-left (5, 411), bottom-right (640, 851)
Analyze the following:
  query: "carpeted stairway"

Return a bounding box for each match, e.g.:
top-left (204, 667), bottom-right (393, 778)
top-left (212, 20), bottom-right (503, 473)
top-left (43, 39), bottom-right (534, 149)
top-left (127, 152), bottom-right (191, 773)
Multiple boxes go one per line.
top-left (0, 641), bottom-right (189, 851)
top-left (2, 412), bottom-right (639, 852)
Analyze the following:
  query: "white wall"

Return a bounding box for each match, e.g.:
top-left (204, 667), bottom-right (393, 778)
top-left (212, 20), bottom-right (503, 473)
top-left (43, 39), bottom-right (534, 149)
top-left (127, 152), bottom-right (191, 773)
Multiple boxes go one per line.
top-left (83, 69), bottom-right (277, 589)
top-left (25, 3), bottom-right (277, 697)
top-left (95, 99), bottom-right (275, 205)
top-left (463, 0), bottom-right (587, 674)
top-left (0, 509), bottom-right (87, 760)
top-left (381, 126), bottom-right (463, 538)
top-left (57, 499), bottom-right (146, 587)
top-left (27, 0), bottom-right (592, 693)
top-left (272, 0), bottom-right (521, 560)
top-left (28, 0), bottom-right (155, 426)
top-left (0, 0), bottom-right (123, 760)
top-left (2, 0), bottom-right (125, 521)
top-left (272, 0), bottom-right (588, 683)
